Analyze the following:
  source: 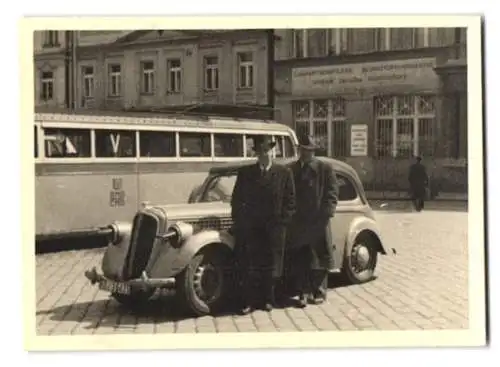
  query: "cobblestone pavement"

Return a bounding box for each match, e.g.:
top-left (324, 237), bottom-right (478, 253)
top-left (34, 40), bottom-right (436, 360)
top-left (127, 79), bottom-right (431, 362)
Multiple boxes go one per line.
top-left (35, 207), bottom-right (469, 335)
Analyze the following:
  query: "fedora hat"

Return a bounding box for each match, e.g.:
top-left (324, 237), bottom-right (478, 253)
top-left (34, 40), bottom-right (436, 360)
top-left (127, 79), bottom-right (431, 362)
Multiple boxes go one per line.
top-left (297, 134), bottom-right (320, 150)
top-left (252, 135), bottom-right (276, 151)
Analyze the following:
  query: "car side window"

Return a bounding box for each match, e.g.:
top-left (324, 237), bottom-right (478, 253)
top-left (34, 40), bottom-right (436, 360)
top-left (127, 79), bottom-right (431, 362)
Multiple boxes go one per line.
top-left (202, 175), bottom-right (237, 203)
top-left (337, 173), bottom-right (358, 201)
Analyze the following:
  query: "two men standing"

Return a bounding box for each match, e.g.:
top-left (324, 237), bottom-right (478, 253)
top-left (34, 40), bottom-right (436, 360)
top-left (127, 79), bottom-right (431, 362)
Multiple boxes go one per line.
top-left (231, 134), bottom-right (338, 314)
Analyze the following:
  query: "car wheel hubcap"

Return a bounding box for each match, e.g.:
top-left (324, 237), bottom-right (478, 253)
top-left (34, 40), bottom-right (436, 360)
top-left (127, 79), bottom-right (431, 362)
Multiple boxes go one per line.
top-left (193, 262), bottom-right (223, 304)
top-left (351, 244), bottom-right (371, 272)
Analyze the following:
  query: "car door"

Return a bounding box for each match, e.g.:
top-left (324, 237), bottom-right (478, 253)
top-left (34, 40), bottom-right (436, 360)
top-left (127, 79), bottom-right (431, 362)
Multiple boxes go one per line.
top-left (329, 172), bottom-right (364, 271)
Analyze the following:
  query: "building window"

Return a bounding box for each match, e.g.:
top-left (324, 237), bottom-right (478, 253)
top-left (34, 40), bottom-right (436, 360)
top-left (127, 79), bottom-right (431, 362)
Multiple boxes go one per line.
top-left (389, 28), bottom-right (426, 50)
top-left (43, 31), bottom-right (59, 47)
top-left (293, 98), bottom-right (348, 158)
top-left (141, 61), bottom-right (155, 94)
top-left (40, 71), bottom-right (54, 101)
top-left (307, 29), bottom-right (327, 58)
top-left (330, 97), bottom-right (348, 158)
top-left (167, 59), bottom-right (182, 93)
top-left (237, 52), bottom-right (254, 89)
top-left (204, 56), bottom-right (219, 91)
top-left (374, 95), bottom-right (436, 158)
top-left (82, 66), bottom-right (94, 99)
top-left (344, 28), bottom-right (384, 54)
top-left (292, 29), bottom-right (305, 58)
top-left (292, 29), bottom-right (330, 58)
top-left (108, 64), bottom-right (121, 97)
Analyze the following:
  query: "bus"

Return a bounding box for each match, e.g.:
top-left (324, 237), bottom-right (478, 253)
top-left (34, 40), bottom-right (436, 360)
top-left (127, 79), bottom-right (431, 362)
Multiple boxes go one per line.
top-left (34, 106), bottom-right (299, 246)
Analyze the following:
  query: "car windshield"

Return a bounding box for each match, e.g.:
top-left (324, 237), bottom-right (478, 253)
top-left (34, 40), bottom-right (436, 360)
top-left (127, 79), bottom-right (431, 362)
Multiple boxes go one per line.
top-left (202, 174), bottom-right (237, 203)
top-left (199, 168), bottom-right (359, 203)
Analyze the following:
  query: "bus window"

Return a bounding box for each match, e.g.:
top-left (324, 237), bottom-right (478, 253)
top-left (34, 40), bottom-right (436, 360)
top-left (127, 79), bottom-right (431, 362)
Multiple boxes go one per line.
top-left (34, 126), bottom-right (38, 158)
top-left (95, 129), bottom-right (136, 158)
top-left (245, 134), bottom-right (275, 157)
top-left (214, 133), bottom-right (244, 158)
top-left (139, 131), bottom-right (176, 157)
top-left (283, 135), bottom-right (296, 157)
top-left (44, 128), bottom-right (91, 158)
top-left (272, 135), bottom-right (284, 158)
top-left (179, 132), bottom-right (211, 157)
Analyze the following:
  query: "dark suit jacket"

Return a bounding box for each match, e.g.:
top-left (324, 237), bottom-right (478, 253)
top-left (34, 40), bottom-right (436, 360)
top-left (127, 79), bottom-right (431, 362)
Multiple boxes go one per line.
top-left (231, 162), bottom-right (296, 227)
top-left (287, 158), bottom-right (339, 269)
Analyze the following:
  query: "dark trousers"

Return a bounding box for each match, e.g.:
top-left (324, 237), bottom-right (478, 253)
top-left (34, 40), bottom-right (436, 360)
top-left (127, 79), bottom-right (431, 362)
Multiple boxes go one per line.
top-left (411, 186), bottom-right (426, 211)
top-left (235, 223), bottom-right (285, 307)
top-left (290, 245), bottom-right (328, 299)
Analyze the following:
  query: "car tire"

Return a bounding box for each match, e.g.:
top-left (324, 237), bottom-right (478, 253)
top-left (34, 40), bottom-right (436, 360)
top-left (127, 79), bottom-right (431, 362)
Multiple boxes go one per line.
top-left (342, 233), bottom-right (378, 284)
top-left (177, 247), bottom-right (232, 317)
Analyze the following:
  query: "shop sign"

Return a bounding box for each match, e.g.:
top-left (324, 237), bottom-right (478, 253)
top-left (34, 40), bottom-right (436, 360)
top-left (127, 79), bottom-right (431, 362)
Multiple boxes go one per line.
top-left (292, 58), bottom-right (438, 95)
top-left (351, 124), bottom-right (368, 157)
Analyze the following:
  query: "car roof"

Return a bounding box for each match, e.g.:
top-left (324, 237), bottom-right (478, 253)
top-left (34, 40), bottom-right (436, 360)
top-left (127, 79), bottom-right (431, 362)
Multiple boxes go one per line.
top-left (209, 156), bottom-right (360, 179)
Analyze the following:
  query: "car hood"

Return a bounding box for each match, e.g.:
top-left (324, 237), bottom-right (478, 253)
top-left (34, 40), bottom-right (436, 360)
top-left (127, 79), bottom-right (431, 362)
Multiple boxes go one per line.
top-left (144, 201), bottom-right (230, 221)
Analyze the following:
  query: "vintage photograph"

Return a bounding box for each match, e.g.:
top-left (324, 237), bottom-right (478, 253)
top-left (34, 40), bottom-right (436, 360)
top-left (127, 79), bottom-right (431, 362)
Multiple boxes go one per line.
top-left (24, 16), bottom-right (485, 350)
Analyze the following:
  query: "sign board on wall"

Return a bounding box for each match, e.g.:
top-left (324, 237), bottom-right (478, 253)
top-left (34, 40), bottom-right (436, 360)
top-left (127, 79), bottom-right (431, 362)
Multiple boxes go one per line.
top-left (351, 125), bottom-right (368, 157)
top-left (292, 58), bottom-right (438, 96)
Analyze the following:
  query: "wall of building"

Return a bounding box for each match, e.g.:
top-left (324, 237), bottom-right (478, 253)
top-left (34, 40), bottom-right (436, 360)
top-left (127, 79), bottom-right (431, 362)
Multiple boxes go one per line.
top-left (34, 30), bottom-right (271, 111)
top-left (274, 27), bottom-right (468, 192)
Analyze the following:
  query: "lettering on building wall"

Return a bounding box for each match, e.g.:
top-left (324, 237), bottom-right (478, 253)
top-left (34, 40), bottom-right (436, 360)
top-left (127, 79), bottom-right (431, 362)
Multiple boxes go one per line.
top-left (110, 177), bottom-right (126, 207)
top-left (350, 125), bottom-right (368, 157)
top-left (292, 58), bottom-right (438, 95)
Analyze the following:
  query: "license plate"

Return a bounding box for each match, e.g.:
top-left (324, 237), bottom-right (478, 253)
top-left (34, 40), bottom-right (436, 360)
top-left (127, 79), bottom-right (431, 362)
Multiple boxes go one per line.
top-left (99, 279), bottom-right (131, 295)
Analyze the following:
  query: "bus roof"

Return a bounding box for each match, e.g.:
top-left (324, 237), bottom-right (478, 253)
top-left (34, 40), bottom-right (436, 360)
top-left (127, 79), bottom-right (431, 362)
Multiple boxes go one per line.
top-left (34, 105), bottom-right (292, 132)
top-left (34, 103), bottom-right (278, 121)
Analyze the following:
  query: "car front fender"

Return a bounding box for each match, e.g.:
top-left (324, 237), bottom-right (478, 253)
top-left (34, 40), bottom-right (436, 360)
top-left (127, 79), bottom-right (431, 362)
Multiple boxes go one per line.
top-left (101, 221), bottom-right (134, 281)
top-left (346, 216), bottom-right (392, 255)
top-left (147, 230), bottom-right (235, 279)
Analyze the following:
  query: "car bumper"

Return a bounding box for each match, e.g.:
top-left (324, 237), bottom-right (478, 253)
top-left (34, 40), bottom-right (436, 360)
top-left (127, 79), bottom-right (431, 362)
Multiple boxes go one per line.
top-left (84, 266), bottom-right (177, 299)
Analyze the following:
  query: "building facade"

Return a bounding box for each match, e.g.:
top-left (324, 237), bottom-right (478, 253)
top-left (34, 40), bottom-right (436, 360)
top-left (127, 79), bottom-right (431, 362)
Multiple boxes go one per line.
top-left (34, 30), bottom-right (272, 111)
top-left (273, 28), bottom-right (467, 192)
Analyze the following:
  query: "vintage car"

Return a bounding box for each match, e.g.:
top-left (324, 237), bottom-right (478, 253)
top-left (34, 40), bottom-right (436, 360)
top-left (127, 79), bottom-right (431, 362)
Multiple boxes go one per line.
top-left (84, 157), bottom-right (392, 316)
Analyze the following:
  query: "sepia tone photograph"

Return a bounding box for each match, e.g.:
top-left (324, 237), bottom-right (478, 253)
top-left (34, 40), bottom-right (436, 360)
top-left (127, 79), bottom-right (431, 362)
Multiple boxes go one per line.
top-left (22, 15), bottom-right (486, 350)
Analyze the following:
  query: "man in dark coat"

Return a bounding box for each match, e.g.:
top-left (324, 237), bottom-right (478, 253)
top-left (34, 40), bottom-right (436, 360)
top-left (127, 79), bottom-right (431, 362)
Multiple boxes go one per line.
top-left (287, 135), bottom-right (338, 308)
top-left (231, 135), bottom-right (296, 314)
top-left (408, 156), bottom-right (429, 212)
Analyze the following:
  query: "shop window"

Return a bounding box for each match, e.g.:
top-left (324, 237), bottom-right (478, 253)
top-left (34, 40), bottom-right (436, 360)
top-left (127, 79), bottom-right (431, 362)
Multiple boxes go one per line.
top-left (374, 95), bottom-right (436, 159)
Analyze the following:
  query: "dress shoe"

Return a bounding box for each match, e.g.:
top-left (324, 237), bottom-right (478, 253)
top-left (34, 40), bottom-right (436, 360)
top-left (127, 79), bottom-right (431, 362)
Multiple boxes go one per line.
top-left (239, 305), bottom-right (254, 315)
top-left (308, 295), bottom-right (326, 305)
top-left (262, 302), bottom-right (274, 312)
top-left (296, 294), bottom-right (307, 308)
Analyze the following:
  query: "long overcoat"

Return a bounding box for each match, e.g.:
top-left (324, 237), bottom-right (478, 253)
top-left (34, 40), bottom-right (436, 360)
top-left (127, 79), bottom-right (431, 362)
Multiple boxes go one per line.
top-left (408, 162), bottom-right (429, 199)
top-left (287, 158), bottom-right (339, 270)
top-left (231, 163), bottom-right (296, 277)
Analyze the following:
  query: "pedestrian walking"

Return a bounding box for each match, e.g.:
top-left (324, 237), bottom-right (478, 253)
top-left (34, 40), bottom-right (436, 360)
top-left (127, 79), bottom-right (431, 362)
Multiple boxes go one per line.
top-left (231, 135), bottom-right (296, 315)
top-left (408, 156), bottom-right (429, 212)
top-left (286, 135), bottom-right (338, 308)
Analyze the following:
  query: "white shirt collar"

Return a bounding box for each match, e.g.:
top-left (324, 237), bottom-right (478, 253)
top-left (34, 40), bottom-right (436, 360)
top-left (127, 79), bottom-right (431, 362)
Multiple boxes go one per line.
top-left (259, 161), bottom-right (272, 171)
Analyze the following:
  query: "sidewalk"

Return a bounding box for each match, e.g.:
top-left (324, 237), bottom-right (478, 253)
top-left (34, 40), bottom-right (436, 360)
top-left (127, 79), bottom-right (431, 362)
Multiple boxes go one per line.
top-left (365, 191), bottom-right (468, 201)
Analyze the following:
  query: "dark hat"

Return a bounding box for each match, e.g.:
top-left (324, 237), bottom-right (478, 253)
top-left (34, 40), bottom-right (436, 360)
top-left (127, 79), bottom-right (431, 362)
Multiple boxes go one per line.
top-left (252, 135), bottom-right (276, 151)
top-left (297, 134), bottom-right (320, 150)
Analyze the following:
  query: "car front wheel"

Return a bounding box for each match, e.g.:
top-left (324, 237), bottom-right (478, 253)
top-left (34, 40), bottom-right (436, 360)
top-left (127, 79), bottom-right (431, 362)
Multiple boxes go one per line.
top-left (177, 247), bottom-right (232, 316)
top-left (342, 233), bottom-right (378, 284)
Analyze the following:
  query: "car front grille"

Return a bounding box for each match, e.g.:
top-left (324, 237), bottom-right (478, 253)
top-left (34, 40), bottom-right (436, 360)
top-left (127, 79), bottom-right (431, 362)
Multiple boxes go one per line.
top-left (124, 213), bottom-right (159, 279)
top-left (185, 216), bottom-right (233, 233)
